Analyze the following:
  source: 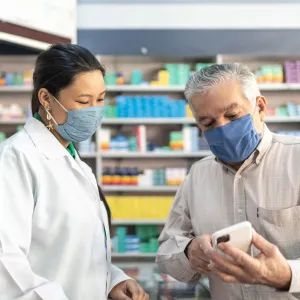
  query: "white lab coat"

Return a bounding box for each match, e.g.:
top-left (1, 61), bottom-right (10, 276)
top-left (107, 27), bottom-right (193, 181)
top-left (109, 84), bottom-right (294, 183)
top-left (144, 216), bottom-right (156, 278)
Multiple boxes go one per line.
top-left (0, 118), bottom-right (130, 300)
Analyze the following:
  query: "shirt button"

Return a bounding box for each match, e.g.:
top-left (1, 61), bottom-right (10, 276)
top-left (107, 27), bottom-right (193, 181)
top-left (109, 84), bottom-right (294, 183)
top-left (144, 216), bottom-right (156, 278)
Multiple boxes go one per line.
top-left (244, 284), bottom-right (250, 288)
top-left (238, 209), bottom-right (243, 214)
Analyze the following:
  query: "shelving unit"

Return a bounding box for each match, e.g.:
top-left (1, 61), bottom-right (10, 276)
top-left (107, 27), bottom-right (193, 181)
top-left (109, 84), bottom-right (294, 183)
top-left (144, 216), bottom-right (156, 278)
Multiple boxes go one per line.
top-left (101, 151), bottom-right (212, 158)
top-left (3, 82), bottom-right (300, 94)
top-left (112, 253), bottom-right (156, 258)
top-left (112, 219), bottom-right (166, 225)
top-left (2, 54), bottom-right (300, 264)
top-left (2, 116), bottom-right (300, 125)
top-left (103, 185), bottom-right (179, 192)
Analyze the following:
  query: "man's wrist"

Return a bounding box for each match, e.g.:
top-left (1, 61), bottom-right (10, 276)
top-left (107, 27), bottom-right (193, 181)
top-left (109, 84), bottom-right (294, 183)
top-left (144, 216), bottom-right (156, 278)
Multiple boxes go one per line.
top-left (274, 264), bottom-right (292, 291)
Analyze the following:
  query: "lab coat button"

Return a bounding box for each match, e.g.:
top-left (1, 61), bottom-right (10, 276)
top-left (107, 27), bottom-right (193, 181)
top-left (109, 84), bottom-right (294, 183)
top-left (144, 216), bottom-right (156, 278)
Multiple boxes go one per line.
top-left (238, 209), bottom-right (243, 214)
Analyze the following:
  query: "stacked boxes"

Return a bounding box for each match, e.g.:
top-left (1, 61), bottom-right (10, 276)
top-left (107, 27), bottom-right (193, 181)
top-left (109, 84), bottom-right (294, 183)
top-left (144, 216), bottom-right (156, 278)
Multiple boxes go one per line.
top-left (113, 225), bottom-right (160, 254)
top-left (255, 65), bottom-right (284, 83)
top-left (107, 196), bottom-right (174, 220)
top-left (284, 61), bottom-right (300, 83)
top-left (115, 96), bottom-right (186, 118)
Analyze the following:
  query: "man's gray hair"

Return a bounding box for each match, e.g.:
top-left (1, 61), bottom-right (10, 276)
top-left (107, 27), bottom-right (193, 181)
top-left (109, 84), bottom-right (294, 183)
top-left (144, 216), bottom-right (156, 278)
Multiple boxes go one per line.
top-left (184, 63), bottom-right (261, 108)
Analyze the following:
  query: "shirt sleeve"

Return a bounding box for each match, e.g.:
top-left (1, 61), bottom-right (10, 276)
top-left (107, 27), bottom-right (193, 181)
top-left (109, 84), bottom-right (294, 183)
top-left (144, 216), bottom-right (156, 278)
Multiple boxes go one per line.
top-left (109, 264), bottom-right (132, 292)
top-left (287, 260), bottom-right (300, 294)
top-left (156, 172), bottom-right (200, 283)
top-left (0, 146), bottom-right (68, 300)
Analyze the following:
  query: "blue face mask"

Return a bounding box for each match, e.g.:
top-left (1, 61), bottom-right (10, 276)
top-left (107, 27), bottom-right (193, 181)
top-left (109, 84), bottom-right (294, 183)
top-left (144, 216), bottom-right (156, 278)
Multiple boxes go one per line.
top-left (48, 96), bottom-right (104, 142)
top-left (203, 114), bottom-right (261, 163)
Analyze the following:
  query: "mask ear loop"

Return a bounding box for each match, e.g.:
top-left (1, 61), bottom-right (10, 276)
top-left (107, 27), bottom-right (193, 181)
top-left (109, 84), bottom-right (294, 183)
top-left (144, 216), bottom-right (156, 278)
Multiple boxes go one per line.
top-left (52, 95), bottom-right (68, 113)
top-left (43, 95), bottom-right (68, 129)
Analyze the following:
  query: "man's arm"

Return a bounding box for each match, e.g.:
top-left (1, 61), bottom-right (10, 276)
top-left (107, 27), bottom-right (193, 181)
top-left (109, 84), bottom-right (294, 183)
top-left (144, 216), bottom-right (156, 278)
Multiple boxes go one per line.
top-left (156, 174), bottom-right (200, 283)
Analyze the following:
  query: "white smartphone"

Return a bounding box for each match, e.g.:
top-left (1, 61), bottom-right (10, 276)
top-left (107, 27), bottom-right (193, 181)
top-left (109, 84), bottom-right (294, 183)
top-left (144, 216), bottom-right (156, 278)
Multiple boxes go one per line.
top-left (212, 221), bottom-right (253, 255)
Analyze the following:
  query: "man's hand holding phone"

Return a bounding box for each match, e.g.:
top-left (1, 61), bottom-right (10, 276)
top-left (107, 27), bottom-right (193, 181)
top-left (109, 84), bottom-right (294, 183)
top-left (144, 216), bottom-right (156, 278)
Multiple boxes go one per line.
top-left (185, 235), bottom-right (213, 276)
top-left (208, 225), bottom-right (292, 290)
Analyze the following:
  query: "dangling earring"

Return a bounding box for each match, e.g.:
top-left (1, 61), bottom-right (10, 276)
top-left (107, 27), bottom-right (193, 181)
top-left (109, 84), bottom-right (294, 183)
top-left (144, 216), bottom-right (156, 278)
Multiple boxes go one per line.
top-left (45, 107), bottom-right (54, 131)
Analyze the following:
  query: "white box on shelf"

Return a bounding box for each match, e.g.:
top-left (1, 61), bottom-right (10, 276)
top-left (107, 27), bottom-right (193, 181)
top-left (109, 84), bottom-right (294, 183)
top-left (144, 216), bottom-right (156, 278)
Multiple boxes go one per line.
top-left (136, 125), bottom-right (147, 153)
top-left (183, 126), bottom-right (192, 152)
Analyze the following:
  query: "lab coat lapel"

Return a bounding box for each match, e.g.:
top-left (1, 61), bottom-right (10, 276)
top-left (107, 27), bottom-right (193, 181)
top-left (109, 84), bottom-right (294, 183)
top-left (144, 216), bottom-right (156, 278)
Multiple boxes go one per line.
top-left (73, 154), bottom-right (100, 201)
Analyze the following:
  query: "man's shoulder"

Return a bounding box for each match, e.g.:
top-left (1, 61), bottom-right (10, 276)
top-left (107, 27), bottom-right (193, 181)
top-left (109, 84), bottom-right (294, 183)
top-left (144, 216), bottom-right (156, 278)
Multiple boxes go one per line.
top-left (272, 133), bottom-right (300, 147)
top-left (190, 155), bottom-right (219, 173)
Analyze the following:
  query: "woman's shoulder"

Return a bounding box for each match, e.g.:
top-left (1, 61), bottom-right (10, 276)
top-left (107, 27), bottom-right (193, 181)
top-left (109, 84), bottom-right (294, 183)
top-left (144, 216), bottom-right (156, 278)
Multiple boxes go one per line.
top-left (0, 129), bottom-right (37, 160)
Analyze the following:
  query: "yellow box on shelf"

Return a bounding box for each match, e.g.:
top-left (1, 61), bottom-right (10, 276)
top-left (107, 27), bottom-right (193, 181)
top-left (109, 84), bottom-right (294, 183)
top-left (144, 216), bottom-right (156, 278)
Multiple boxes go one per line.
top-left (106, 196), bottom-right (174, 220)
top-left (186, 104), bottom-right (193, 118)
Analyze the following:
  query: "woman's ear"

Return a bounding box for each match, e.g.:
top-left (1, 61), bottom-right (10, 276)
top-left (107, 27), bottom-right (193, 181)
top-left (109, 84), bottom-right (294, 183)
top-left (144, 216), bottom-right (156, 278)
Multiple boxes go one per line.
top-left (38, 88), bottom-right (52, 110)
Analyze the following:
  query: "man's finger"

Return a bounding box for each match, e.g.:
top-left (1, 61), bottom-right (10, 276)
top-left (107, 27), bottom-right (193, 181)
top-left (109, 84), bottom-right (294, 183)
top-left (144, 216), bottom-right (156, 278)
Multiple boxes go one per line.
top-left (213, 269), bottom-right (240, 284)
top-left (218, 243), bottom-right (255, 267)
top-left (199, 236), bottom-right (213, 257)
top-left (251, 231), bottom-right (276, 256)
top-left (191, 256), bottom-right (211, 272)
top-left (194, 265), bottom-right (211, 276)
top-left (210, 250), bottom-right (246, 280)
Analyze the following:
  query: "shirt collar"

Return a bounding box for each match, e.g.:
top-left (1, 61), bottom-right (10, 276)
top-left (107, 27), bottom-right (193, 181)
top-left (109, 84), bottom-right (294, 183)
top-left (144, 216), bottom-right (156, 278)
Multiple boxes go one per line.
top-left (254, 124), bottom-right (273, 165)
top-left (24, 117), bottom-right (69, 160)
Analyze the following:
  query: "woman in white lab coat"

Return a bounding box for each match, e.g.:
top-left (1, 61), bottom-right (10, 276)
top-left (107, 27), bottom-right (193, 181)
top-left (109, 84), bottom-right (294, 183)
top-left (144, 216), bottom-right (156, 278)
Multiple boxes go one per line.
top-left (0, 44), bottom-right (149, 300)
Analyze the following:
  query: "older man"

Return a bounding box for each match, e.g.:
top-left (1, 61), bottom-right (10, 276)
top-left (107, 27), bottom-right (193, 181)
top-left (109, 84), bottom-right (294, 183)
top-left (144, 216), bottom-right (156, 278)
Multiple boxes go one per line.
top-left (156, 63), bottom-right (300, 299)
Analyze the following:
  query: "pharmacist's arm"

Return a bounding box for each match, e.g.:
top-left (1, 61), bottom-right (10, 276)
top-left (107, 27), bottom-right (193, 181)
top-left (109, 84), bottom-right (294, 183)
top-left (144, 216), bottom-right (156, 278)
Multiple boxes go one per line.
top-left (0, 147), bottom-right (68, 300)
top-left (109, 265), bottom-right (132, 292)
top-left (156, 174), bottom-right (200, 283)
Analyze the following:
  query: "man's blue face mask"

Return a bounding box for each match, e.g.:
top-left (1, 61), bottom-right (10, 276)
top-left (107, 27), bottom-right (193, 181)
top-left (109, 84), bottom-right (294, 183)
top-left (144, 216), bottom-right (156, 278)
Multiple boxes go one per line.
top-left (203, 109), bottom-right (261, 163)
top-left (47, 96), bottom-right (104, 143)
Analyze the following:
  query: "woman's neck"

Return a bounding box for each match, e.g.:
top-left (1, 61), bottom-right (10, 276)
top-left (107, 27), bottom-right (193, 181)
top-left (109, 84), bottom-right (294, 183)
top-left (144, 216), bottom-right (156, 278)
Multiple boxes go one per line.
top-left (38, 109), bottom-right (70, 148)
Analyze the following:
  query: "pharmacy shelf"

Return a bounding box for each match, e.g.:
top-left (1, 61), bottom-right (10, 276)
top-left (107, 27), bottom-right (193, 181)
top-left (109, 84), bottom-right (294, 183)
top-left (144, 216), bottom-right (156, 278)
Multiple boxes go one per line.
top-left (106, 85), bottom-right (186, 92)
top-left (1, 83), bottom-right (300, 94)
top-left (101, 151), bottom-right (212, 158)
top-left (112, 219), bottom-right (166, 225)
top-left (105, 83), bottom-right (300, 92)
top-left (265, 116), bottom-right (300, 123)
top-left (0, 86), bottom-right (33, 92)
top-left (0, 119), bottom-right (27, 124)
top-left (103, 117), bottom-right (300, 125)
top-left (102, 185), bottom-right (179, 192)
top-left (258, 83), bottom-right (300, 91)
top-left (112, 253), bottom-right (156, 258)
top-left (103, 118), bottom-right (196, 125)
top-left (79, 152), bottom-right (98, 158)
top-left (1, 117), bottom-right (300, 126)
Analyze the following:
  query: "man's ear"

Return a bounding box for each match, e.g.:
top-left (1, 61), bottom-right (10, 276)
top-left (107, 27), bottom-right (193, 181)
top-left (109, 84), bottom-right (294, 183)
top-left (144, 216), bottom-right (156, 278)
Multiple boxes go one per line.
top-left (257, 96), bottom-right (267, 121)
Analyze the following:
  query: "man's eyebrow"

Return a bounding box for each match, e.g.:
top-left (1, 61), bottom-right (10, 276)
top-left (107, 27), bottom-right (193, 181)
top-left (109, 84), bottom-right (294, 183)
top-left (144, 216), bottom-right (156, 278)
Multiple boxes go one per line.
top-left (224, 102), bottom-right (238, 111)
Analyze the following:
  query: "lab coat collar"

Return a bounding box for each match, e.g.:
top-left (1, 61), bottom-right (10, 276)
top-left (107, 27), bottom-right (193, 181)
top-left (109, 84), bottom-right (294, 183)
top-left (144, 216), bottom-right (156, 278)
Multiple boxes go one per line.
top-left (24, 117), bottom-right (69, 160)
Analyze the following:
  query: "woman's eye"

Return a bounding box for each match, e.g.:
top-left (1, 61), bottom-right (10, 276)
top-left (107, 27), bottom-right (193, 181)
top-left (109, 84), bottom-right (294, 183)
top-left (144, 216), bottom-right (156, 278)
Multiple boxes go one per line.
top-left (77, 101), bottom-right (89, 105)
top-left (97, 98), bottom-right (104, 102)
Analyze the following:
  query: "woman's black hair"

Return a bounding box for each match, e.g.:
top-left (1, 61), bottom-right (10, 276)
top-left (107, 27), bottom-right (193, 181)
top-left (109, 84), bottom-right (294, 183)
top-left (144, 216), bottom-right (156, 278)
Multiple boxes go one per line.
top-left (32, 44), bottom-right (111, 227)
top-left (31, 43), bottom-right (105, 114)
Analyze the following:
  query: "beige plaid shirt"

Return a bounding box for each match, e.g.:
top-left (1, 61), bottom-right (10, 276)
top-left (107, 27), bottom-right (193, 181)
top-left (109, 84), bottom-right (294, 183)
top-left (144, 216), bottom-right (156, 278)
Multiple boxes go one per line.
top-left (156, 125), bottom-right (300, 300)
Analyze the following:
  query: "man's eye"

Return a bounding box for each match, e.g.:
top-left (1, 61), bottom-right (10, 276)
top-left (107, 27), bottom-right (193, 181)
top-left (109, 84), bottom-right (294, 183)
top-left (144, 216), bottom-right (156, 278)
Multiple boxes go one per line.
top-left (227, 114), bottom-right (238, 119)
top-left (204, 122), bottom-right (214, 128)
